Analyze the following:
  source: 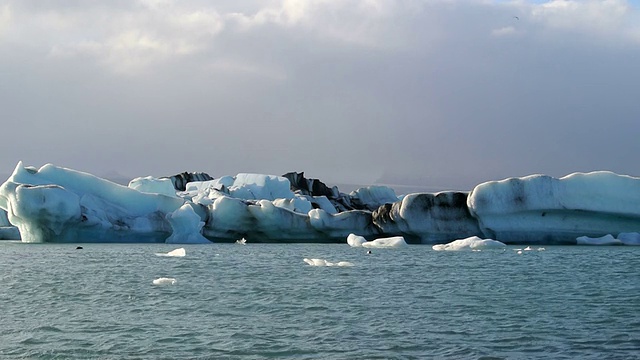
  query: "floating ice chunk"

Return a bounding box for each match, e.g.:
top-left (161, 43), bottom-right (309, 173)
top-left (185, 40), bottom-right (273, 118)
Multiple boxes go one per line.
top-left (235, 238), bottom-right (247, 245)
top-left (155, 248), bottom-right (186, 257)
top-left (617, 232), bottom-right (640, 245)
top-left (153, 277), bottom-right (177, 285)
top-left (346, 233), bottom-right (407, 248)
top-left (303, 258), bottom-right (353, 267)
top-left (432, 236), bottom-right (507, 251)
top-left (347, 233), bottom-right (367, 247)
top-left (362, 236), bottom-right (407, 248)
top-left (576, 234), bottom-right (622, 245)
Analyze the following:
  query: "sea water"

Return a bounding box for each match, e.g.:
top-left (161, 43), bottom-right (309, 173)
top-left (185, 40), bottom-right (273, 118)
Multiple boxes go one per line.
top-left (0, 242), bottom-right (638, 359)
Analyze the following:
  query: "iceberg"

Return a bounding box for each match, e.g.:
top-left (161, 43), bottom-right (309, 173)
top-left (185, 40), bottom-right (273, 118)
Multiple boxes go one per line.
top-left (346, 233), bottom-right (407, 248)
top-left (432, 236), bottom-right (506, 251)
top-left (467, 172), bottom-right (640, 244)
top-left (1, 161), bottom-right (640, 245)
top-left (0, 162), bottom-right (186, 242)
top-left (576, 234), bottom-right (622, 246)
top-left (576, 233), bottom-right (640, 246)
top-left (617, 232), bottom-right (640, 245)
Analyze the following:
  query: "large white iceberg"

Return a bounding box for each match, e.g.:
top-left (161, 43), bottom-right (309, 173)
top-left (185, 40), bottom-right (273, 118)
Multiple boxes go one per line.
top-left (2, 162), bottom-right (640, 245)
top-left (0, 162), bottom-right (185, 242)
top-left (467, 172), bottom-right (640, 244)
top-left (0, 162), bottom-right (394, 243)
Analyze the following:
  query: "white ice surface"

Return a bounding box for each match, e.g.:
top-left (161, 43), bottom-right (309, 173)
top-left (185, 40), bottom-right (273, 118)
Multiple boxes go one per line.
top-left (303, 258), bottom-right (354, 267)
top-left (467, 171), bottom-right (640, 243)
top-left (617, 232), bottom-right (640, 245)
top-left (128, 176), bottom-right (177, 197)
top-left (155, 248), bottom-right (186, 257)
top-left (346, 233), bottom-right (407, 248)
top-left (576, 234), bottom-right (622, 245)
top-left (152, 277), bottom-right (177, 285)
top-left (0, 162), bottom-right (186, 242)
top-left (432, 236), bottom-right (507, 251)
top-left (350, 186), bottom-right (399, 208)
top-left (229, 173), bottom-right (294, 200)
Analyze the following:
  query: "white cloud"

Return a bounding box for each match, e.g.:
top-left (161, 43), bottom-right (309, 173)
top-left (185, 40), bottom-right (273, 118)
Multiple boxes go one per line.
top-left (2, 0), bottom-right (640, 186)
top-left (44, 4), bottom-right (225, 74)
top-left (530, 0), bottom-right (636, 38)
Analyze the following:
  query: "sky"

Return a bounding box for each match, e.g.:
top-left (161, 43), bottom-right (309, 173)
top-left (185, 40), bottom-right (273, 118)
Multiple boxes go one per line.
top-left (1, 0), bottom-right (639, 190)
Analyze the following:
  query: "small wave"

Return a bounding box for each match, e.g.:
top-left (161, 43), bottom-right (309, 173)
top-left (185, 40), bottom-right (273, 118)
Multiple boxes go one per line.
top-left (155, 248), bottom-right (186, 257)
top-left (153, 277), bottom-right (177, 285)
top-left (34, 325), bottom-right (64, 332)
top-left (303, 258), bottom-right (354, 267)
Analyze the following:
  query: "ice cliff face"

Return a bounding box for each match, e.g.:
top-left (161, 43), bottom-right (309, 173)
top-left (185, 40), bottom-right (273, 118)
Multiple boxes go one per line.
top-left (1, 162), bottom-right (639, 244)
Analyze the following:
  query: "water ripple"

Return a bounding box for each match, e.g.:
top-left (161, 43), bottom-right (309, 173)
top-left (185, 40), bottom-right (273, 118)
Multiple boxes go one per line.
top-left (0, 243), bottom-right (638, 359)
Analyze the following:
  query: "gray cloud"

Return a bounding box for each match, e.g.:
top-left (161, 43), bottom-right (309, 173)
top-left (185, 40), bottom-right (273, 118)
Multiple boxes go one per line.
top-left (1, 0), bottom-right (639, 190)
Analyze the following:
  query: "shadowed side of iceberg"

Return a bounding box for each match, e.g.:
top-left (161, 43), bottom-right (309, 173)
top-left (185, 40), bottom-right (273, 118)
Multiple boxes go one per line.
top-left (372, 192), bottom-right (483, 244)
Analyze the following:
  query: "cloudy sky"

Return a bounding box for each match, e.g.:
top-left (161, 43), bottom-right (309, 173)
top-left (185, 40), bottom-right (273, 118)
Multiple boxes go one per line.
top-left (1, 0), bottom-right (639, 190)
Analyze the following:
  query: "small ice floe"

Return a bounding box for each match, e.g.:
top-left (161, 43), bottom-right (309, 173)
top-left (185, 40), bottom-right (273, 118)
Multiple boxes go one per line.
top-left (155, 248), bottom-right (186, 257)
top-left (537, 247), bottom-right (546, 251)
top-left (235, 238), bottom-right (247, 245)
top-left (524, 246), bottom-right (533, 251)
top-left (617, 232), bottom-right (640, 245)
top-left (576, 234), bottom-right (622, 246)
top-left (346, 233), bottom-right (407, 248)
top-left (432, 236), bottom-right (506, 251)
top-left (153, 277), bottom-right (177, 285)
top-left (303, 258), bottom-right (354, 267)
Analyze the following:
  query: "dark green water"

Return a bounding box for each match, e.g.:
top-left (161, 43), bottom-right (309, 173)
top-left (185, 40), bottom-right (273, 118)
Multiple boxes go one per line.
top-left (0, 243), bottom-right (638, 359)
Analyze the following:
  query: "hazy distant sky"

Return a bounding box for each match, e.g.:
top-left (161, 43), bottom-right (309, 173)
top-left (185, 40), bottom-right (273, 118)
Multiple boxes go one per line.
top-left (1, 0), bottom-right (639, 190)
